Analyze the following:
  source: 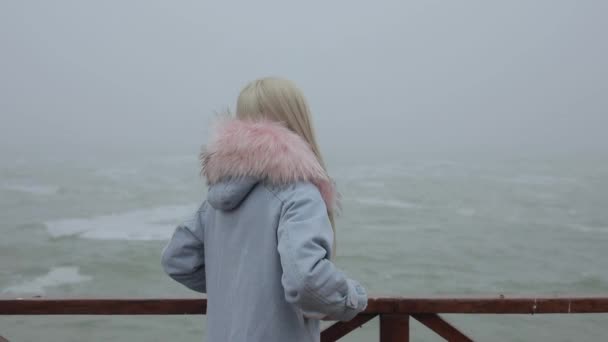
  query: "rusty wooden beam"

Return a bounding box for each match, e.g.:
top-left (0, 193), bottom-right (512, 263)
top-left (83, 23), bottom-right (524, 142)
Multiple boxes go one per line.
top-left (365, 296), bottom-right (608, 314)
top-left (380, 314), bottom-right (409, 342)
top-left (0, 298), bottom-right (206, 315)
top-left (1, 296), bottom-right (608, 315)
top-left (321, 314), bottom-right (376, 341)
top-left (412, 313), bottom-right (473, 341)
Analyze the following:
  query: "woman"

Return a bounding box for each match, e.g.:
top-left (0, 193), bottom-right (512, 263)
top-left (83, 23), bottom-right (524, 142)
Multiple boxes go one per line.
top-left (161, 77), bottom-right (368, 341)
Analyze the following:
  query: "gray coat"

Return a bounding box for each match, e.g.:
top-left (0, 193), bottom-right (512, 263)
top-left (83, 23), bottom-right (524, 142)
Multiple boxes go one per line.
top-left (161, 178), bottom-right (368, 342)
top-left (162, 118), bottom-right (367, 341)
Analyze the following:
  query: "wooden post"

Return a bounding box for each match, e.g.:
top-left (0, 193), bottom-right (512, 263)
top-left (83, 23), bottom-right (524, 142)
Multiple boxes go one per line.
top-left (380, 314), bottom-right (409, 342)
top-left (321, 314), bottom-right (376, 342)
top-left (412, 314), bottom-right (473, 341)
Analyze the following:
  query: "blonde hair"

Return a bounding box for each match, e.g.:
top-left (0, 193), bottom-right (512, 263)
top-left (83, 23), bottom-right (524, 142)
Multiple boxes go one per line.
top-left (236, 77), bottom-right (337, 251)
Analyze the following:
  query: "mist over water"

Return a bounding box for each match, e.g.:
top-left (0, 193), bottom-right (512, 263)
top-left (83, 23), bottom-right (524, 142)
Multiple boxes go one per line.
top-left (1, 1), bottom-right (607, 341)
top-left (2, 1), bottom-right (607, 159)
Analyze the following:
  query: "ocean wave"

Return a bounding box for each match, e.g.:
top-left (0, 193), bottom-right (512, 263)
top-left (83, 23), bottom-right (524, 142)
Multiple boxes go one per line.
top-left (357, 181), bottom-right (387, 188)
top-left (155, 154), bottom-right (198, 165)
top-left (486, 175), bottom-right (581, 186)
top-left (93, 167), bottom-right (139, 180)
top-left (354, 197), bottom-right (419, 209)
top-left (456, 208), bottom-right (477, 217)
top-left (45, 205), bottom-right (196, 240)
top-left (2, 266), bottom-right (92, 295)
top-left (567, 223), bottom-right (608, 233)
top-left (2, 183), bottom-right (60, 195)
top-left (496, 274), bottom-right (608, 292)
top-left (338, 164), bottom-right (412, 181)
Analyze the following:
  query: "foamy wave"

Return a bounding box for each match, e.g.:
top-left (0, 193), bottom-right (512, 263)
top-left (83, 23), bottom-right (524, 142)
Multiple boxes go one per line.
top-left (2, 267), bottom-right (92, 295)
top-left (339, 164), bottom-right (412, 181)
top-left (567, 223), bottom-right (608, 233)
top-left (488, 175), bottom-right (580, 186)
top-left (354, 198), bottom-right (419, 209)
top-left (157, 154), bottom-right (198, 165)
top-left (456, 208), bottom-right (477, 217)
top-left (45, 205), bottom-right (196, 240)
top-left (357, 181), bottom-right (387, 188)
top-left (94, 167), bottom-right (139, 180)
top-left (2, 183), bottom-right (59, 195)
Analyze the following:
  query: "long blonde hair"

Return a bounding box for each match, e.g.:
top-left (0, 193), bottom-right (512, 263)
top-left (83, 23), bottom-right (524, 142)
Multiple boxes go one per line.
top-left (236, 77), bottom-right (337, 247)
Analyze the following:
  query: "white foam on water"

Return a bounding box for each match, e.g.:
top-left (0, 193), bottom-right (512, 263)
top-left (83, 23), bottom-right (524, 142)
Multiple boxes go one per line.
top-left (2, 266), bottom-right (92, 295)
top-left (354, 197), bottom-right (419, 209)
top-left (45, 205), bottom-right (196, 240)
top-left (157, 154), bottom-right (198, 165)
top-left (567, 223), bottom-right (608, 233)
top-left (456, 208), bottom-right (477, 217)
top-left (488, 175), bottom-right (580, 186)
top-left (93, 167), bottom-right (139, 180)
top-left (357, 181), bottom-right (387, 188)
top-left (338, 163), bottom-right (412, 181)
top-left (2, 183), bottom-right (60, 195)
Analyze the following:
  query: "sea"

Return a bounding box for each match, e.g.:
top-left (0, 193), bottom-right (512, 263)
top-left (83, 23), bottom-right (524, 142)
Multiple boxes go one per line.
top-left (1, 150), bottom-right (607, 341)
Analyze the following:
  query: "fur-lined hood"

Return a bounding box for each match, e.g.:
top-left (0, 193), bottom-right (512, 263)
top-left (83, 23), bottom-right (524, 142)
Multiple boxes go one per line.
top-left (200, 118), bottom-right (338, 213)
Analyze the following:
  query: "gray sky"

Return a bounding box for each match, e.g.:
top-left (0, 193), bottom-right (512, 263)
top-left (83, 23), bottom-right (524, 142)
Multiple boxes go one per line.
top-left (1, 0), bottom-right (607, 160)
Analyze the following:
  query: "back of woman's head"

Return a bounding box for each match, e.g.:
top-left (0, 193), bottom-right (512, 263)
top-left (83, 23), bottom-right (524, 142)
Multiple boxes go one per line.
top-left (236, 78), bottom-right (326, 169)
top-left (236, 77), bottom-right (336, 240)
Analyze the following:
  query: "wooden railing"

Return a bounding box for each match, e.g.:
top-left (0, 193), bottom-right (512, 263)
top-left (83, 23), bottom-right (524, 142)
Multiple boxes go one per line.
top-left (1, 296), bottom-right (608, 341)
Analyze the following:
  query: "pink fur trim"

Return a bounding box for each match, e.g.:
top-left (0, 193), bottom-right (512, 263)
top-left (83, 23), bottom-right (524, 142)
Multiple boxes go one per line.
top-left (201, 119), bottom-right (338, 212)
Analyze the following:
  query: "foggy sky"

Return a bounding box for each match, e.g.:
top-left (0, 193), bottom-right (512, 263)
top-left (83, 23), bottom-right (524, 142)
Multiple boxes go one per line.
top-left (1, 1), bottom-right (607, 160)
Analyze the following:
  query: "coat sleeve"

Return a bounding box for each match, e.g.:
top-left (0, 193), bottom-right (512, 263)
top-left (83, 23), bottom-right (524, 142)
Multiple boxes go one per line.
top-left (277, 183), bottom-right (368, 321)
top-left (161, 203), bottom-right (207, 293)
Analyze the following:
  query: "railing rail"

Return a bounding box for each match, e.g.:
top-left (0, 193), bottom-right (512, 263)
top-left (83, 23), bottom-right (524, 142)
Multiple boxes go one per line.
top-left (1, 296), bottom-right (607, 341)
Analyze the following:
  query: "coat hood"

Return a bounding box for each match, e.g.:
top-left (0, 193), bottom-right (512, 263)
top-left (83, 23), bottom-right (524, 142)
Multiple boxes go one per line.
top-left (200, 118), bottom-right (338, 213)
top-left (207, 177), bottom-right (258, 211)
